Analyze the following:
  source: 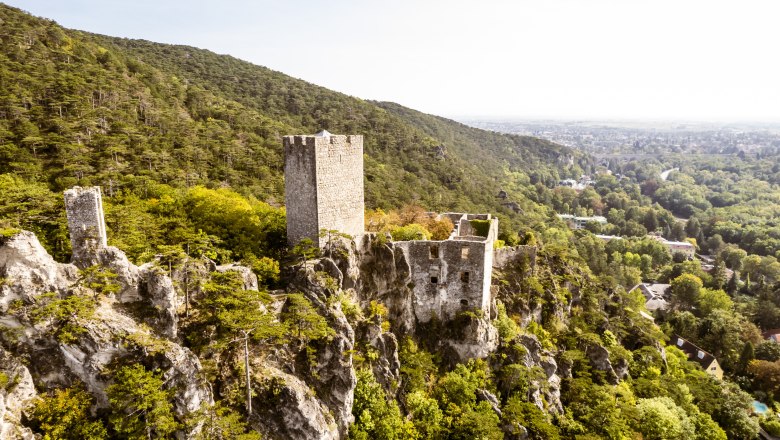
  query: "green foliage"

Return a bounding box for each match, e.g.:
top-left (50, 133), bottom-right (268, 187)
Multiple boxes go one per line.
top-left (756, 341), bottom-right (780, 361)
top-left (502, 396), bottom-right (560, 440)
top-left (350, 369), bottom-right (416, 440)
top-left (433, 359), bottom-right (491, 408)
top-left (0, 227), bottom-right (20, 239)
top-left (399, 338), bottom-right (437, 395)
top-left (670, 274), bottom-right (703, 310)
top-left (761, 416), bottom-right (780, 437)
top-left (696, 288), bottom-right (733, 315)
top-left (184, 186), bottom-right (286, 260)
top-left (692, 410), bottom-right (727, 440)
top-left (447, 400), bottom-right (504, 440)
top-left (243, 254), bottom-right (280, 287)
top-left (634, 397), bottom-right (695, 440)
top-left (31, 292), bottom-right (97, 343)
top-left (493, 301), bottom-right (520, 342)
top-left (389, 223), bottom-right (432, 241)
top-left (469, 219), bottom-right (492, 237)
top-left (76, 265), bottom-right (120, 298)
top-left (28, 387), bottom-right (107, 440)
top-left (0, 175), bottom-right (69, 260)
top-left (405, 390), bottom-right (443, 439)
top-left (197, 271), bottom-right (282, 348)
top-left (189, 402), bottom-right (261, 440)
top-left (281, 293), bottom-right (334, 344)
top-left (106, 364), bottom-right (178, 439)
top-left (290, 238), bottom-right (320, 264)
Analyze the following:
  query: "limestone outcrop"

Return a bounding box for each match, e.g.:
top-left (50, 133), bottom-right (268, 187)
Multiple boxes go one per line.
top-left (0, 348), bottom-right (35, 440)
top-left (0, 231), bottom-right (211, 437)
top-left (286, 264), bottom-right (357, 438)
top-left (0, 231), bottom-right (78, 307)
top-left (252, 367), bottom-right (339, 440)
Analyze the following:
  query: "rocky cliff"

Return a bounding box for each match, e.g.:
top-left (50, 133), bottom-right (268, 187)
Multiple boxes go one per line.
top-left (0, 231), bottom-right (211, 437)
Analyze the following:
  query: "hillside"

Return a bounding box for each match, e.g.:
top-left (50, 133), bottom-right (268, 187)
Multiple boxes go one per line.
top-left (0, 2), bottom-right (584, 235)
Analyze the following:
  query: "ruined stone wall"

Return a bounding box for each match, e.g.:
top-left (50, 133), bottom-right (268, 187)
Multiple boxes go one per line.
top-left (395, 239), bottom-right (491, 322)
top-left (64, 186), bottom-right (107, 265)
top-left (284, 134), bottom-right (364, 247)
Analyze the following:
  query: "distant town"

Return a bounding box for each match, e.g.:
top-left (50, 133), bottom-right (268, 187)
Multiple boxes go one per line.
top-left (464, 119), bottom-right (780, 156)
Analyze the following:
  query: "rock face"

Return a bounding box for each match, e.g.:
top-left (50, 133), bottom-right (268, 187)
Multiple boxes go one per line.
top-left (446, 315), bottom-right (499, 360)
top-left (332, 235), bottom-right (500, 362)
top-left (248, 259), bottom-right (363, 439)
top-left (0, 231), bottom-right (212, 436)
top-left (0, 348), bottom-right (35, 440)
top-left (361, 320), bottom-right (400, 393)
top-left (0, 231), bottom-right (78, 308)
top-left (253, 367), bottom-right (338, 440)
top-left (585, 344), bottom-right (622, 385)
top-left (215, 263), bottom-right (259, 291)
top-left (516, 335), bottom-right (563, 414)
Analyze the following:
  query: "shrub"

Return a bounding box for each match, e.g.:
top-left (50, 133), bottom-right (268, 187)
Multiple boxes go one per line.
top-left (390, 224), bottom-right (431, 241)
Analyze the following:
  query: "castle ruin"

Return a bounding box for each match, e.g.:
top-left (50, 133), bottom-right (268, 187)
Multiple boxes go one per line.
top-left (284, 130), bottom-right (364, 247)
top-left (394, 213), bottom-right (499, 322)
top-left (64, 186), bottom-right (108, 266)
top-left (283, 131), bottom-right (512, 322)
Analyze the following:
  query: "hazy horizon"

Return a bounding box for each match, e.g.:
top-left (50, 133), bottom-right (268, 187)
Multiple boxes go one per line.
top-left (9, 0), bottom-right (780, 123)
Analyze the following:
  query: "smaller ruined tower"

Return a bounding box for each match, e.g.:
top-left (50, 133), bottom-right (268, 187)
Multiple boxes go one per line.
top-left (64, 186), bottom-right (107, 265)
top-left (284, 131), bottom-right (364, 247)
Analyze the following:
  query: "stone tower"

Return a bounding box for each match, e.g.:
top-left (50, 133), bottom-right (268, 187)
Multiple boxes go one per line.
top-left (284, 130), bottom-right (364, 247)
top-left (64, 186), bottom-right (107, 265)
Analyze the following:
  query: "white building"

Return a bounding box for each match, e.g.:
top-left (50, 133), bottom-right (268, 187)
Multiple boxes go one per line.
top-left (558, 214), bottom-right (608, 230)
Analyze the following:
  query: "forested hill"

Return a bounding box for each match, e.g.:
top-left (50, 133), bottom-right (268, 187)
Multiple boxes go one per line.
top-left (0, 3), bottom-right (585, 225)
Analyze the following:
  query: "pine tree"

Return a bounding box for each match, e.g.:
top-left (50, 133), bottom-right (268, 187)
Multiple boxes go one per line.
top-left (726, 272), bottom-right (739, 296)
top-left (107, 364), bottom-right (178, 439)
top-left (201, 271), bottom-right (285, 415)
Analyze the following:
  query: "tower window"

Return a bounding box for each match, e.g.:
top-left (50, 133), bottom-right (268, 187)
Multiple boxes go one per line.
top-left (461, 247), bottom-right (469, 259)
top-left (430, 244), bottom-right (439, 259)
top-left (461, 271), bottom-right (470, 283)
top-left (460, 299), bottom-right (468, 306)
top-left (430, 276), bottom-right (438, 284)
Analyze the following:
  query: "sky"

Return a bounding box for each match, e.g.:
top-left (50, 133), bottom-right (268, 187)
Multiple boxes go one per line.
top-left (8, 0), bottom-right (780, 122)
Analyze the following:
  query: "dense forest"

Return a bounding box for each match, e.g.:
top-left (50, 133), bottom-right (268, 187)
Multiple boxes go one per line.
top-left (1, 3), bottom-right (779, 440)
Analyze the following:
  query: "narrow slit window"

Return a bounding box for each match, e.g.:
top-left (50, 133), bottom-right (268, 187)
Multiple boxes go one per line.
top-left (430, 244), bottom-right (439, 259)
top-left (461, 271), bottom-right (470, 283)
top-left (430, 276), bottom-right (438, 284)
top-left (461, 247), bottom-right (469, 259)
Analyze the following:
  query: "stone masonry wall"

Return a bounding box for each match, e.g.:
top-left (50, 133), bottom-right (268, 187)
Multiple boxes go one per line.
top-left (63, 186), bottom-right (107, 265)
top-left (395, 238), bottom-right (491, 322)
top-left (284, 136), bottom-right (320, 246)
top-left (314, 134), bottom-right (364, 246)
top-left (284, 134), bottom-right (364, 247)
